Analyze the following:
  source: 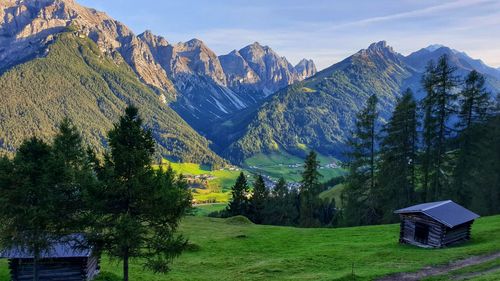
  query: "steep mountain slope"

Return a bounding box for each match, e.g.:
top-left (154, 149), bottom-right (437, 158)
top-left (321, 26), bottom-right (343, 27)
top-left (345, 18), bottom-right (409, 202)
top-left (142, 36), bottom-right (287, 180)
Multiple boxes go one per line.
top-left (0, 32), bottom-right (225, 166)
top-left (224, 41), bottom-right (414, 162)
top-left (0, 0), bottom-right (176, 94)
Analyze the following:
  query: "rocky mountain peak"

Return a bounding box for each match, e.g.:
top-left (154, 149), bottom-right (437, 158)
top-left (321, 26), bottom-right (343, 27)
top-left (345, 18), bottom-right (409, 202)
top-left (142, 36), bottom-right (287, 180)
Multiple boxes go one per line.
top-left (138, 30), bottom-right (168, 47)
top-left (0, 0), bottom-right (176, 93)
top-left (354, 41), bottom-right (403, 66)
top-left (295, 59), bottom-right (317, 80)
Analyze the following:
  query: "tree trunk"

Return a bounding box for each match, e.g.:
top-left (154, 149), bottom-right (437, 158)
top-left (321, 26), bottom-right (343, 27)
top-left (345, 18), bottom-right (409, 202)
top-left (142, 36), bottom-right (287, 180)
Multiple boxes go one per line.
top-left (123, 250), bottom-right (129, 281)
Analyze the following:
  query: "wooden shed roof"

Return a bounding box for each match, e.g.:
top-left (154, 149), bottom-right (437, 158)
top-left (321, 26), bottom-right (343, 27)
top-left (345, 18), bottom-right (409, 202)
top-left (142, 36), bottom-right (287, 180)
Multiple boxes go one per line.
top-left (0, 234), bottom-right (92, 259)
top-left (395, 200), bottom-right (480, 228)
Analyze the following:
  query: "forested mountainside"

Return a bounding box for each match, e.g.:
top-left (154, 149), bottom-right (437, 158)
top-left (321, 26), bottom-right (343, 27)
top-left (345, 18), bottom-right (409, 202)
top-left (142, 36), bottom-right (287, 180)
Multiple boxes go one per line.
top-left (0, 32), bottom-right (225, 166)
top-left (2, 0), bottom-right (499, 166)
top-left (224, 41), bottom-right (500, 163)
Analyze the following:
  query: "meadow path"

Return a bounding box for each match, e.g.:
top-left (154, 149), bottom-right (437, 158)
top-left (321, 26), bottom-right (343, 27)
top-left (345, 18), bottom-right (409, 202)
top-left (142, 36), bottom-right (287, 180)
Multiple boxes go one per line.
top-left (376, 251), bottom-right (500, 281)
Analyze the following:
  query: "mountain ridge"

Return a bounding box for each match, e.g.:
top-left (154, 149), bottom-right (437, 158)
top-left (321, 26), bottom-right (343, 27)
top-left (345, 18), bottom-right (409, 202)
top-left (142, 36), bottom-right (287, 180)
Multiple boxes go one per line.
top-left (223, 41), bottom-right (500, 163)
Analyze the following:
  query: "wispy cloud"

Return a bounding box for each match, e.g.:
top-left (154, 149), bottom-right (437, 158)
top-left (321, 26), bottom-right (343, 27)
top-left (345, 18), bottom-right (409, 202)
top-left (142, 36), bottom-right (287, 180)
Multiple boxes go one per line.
top-left (324, 0), bottom-right (495, 31)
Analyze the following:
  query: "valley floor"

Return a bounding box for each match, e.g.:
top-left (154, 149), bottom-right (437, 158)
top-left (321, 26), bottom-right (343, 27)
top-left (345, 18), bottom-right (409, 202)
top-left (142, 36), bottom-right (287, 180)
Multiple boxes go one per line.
top-left (1, 215), bottom-right (499, 280)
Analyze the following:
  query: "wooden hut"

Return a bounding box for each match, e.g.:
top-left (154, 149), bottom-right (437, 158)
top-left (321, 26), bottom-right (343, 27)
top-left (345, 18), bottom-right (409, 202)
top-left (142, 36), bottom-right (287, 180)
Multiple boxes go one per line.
top-left (395, 200), bottom-right (479, 248)
top-left (0, 234), bottom-right (100, 281)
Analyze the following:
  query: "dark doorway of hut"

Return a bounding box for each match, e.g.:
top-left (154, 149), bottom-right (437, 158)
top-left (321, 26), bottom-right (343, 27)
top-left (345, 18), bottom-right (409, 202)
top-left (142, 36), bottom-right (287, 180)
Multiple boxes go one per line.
top-left (414, 222), bottom-right (429, 244)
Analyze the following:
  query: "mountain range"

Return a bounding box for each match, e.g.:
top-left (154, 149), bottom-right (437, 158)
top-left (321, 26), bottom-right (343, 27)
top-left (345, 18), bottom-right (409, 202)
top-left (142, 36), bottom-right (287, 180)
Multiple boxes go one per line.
top-left (1, 0), bottom-right (499, 166)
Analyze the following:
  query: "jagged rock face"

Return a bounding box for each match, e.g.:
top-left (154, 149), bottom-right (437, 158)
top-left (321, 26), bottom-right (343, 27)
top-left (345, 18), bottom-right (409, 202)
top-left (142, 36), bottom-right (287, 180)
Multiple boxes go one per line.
top-left (140, 33), bottom-right (226, 85)
top-left (295, 59), bottom-right (317, 80)
top-left (0, 0), bottom-right (175, 93)
top-left (219, 50), bottom-right (261, 92)
top-left (236, 42), bottom-right (301, 94)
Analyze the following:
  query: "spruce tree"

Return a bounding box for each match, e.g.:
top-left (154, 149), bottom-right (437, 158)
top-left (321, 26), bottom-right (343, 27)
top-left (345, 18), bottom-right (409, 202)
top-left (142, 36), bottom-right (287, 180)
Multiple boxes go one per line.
top-left (88, 105), bottom-right (191, 281)
top-left (421, 55), bottom-right (459, 201)
top-left (342, 94), bottom-right (380, 226)
top-left (48, 118), bottom-right (96, 233)
top-left (0, 138), bottom-right (54, 281)
top-left (227, 172), bottom-right (250, 217)
top-left (378, 89), bottom-right (418, 222)
top-left (249, 175), bottom-right (269, 223)
top-left (299, 151), bottom-right (323, 227)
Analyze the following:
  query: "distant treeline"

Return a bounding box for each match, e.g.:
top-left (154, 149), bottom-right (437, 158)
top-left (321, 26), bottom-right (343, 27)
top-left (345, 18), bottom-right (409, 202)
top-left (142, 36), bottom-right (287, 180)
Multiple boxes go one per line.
top-left (341, 54), bottom-right (500, 226)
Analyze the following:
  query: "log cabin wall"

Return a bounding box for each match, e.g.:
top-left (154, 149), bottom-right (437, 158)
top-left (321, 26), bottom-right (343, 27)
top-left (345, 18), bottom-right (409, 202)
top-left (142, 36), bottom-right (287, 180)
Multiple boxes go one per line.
top-left (399, 214), bottom-right (473, 248)
top-left (399, 213), bottom-right (445, 248)
top-left (8, 256), bottom-right (100, 281)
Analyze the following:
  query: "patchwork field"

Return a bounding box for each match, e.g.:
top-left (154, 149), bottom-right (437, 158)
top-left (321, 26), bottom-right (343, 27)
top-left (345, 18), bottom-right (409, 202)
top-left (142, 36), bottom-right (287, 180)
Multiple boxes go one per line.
top-left (4, 215), bottom-right (498, 281)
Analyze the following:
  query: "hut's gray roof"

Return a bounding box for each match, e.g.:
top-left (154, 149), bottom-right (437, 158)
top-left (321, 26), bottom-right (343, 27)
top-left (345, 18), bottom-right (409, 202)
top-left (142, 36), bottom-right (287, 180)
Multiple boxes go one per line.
top-left (395, 200), bottom-right (480, 228)
top-left (0, 234), bottom-right (92, 259)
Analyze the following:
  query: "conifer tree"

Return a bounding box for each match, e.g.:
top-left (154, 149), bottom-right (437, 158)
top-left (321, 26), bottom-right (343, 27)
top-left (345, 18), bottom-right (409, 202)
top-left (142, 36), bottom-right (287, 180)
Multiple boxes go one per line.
top-left (378, 89), bottom-right (418, 222)
top-left (452, 70), bottom-right (492, 206)
top-left (421, 54), bottom-right (459, 201)
top-left (0, 138), bottom-right (54, 281)
top-left (267, 178), bottom-right (296, 225)
top-left (299, 151), bottom-right (323, 227)
top-left (342, 94), bottom-right (380, 226)
top-left (227, 172), bottom-right (250, 217)
top-left (88, 105), bottom-right (191, 281)
top-left (249, 175), bottom-right (269, 223)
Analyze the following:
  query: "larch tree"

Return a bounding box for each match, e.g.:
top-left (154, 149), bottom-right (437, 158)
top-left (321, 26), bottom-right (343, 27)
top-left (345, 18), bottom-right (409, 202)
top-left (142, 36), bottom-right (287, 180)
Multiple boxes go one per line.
top-left (342, 94), bottom-right (380, 226)
top-left (378, 89), bottom-right (418, 222)
top-left (453, 70), bottom-right (492, 206)
top-left (421, 54), bottom-right (459, 201)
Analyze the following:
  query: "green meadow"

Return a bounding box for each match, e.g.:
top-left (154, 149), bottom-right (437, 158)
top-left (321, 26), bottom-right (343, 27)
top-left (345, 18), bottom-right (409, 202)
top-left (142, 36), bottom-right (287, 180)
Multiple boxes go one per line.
top-left (244, 151), bottom-right (345, 182)
top-left (4, 215), bottom-right (497, 281)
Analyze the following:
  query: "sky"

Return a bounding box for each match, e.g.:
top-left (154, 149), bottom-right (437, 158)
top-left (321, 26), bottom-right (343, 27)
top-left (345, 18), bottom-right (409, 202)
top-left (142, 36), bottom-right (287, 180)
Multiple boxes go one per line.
top-left (78, 0), bottom-right (500, 70)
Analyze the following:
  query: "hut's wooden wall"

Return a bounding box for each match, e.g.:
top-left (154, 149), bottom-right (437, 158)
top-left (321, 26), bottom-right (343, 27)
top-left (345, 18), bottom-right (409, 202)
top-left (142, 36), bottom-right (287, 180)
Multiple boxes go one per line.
top-left (399, 213), bottom-right (474, 248)
top-left (8, 256), bottom-right (100, 281)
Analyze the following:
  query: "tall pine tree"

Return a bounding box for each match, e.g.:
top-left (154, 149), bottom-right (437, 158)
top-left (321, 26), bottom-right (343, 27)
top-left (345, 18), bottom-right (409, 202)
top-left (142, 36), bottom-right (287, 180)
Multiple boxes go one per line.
top-left (452, 70), bottom-right (492, 206)
top-left (249, 175), bottom-right (269, 223)
top-left (421, 55), bottom-right (459, 201)
top-left (299, 151), bottom-right (322, 227)
top-left (378, 89), bottom-right (418, 222)
top-left (342, 94), bottom-right (380, 226)
top-left (227, 172), bottom-right (250, 217)
top-left (88, 106), bottom-right (191, 281)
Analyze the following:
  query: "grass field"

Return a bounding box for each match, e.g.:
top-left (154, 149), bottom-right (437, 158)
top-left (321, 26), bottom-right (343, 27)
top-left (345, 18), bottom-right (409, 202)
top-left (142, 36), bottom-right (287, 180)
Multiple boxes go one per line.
top-left (153, 160), bottom-right (242, 203)
top-left (156, 160), bottom-right (243, 191)
top-left (3, 215), bottom-right (497, 280)
top-left (319, 183), bottom-right (346, 207)
top-left (193, 203), bottom-right (227, 216)
top-left (244, 151), bottom-right (345, 182)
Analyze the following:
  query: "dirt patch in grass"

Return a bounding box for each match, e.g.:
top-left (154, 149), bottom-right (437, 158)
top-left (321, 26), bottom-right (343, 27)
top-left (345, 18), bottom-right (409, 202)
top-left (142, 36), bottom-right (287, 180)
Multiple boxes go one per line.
top-left (377, 252), bottom-right (500, 281)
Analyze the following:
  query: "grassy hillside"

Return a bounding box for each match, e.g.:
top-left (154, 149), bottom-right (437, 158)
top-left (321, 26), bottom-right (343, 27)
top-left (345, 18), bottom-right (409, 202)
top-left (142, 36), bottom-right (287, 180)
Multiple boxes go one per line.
top-left (245, 151), bottom-right (344, 182)
top-left (0, 32), bottom-right (224, 166)
top-left (3, 215), bottom-right (498, 280)
top-left (319, 183), bottom-right (345, 207)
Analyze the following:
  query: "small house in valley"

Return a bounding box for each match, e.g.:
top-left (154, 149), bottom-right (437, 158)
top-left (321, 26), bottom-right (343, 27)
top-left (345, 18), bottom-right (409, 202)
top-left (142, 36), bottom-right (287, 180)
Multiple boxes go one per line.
top-left (395, 200), bottom-right (480, 248)
top-left (0, 234), bottom-right (100, 281)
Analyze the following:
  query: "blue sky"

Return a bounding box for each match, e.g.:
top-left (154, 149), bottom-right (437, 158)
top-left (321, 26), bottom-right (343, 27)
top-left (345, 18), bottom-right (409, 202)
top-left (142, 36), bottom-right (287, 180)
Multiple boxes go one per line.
top-left (79, 0), bottom-right (500, 70)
